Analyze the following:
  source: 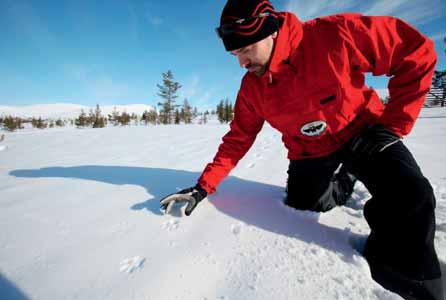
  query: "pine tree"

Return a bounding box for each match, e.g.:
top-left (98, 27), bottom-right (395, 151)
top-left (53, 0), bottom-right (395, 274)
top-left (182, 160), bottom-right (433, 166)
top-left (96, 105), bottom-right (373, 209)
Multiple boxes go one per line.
top-left (75, 109), bottom-right (88, 127)
top-left (92, 104), bottom-right (106, 128)
top-left (199, 113), bottom-right (207, 124)
top-left (31, 117), bottom-right (47, 129)
top-left (108, 107), bottom-right (120, 126)
top-left (174, 109), bottom-right (181, 124)
top-left (55, 119), bottom-right (64, 127)
top-left (433, 71), bottom-right (446, 89)
top-left (217, 100), bottom-right (225, 123)
top-left (3, 116), bottom-right (23, 131)
top-left (181, 98), bottom-right (192, 124)
top-left (88, 108), bottom-right (98, 126)
top-left (216, 98), bottom-right (234, 123)
top-left (224, 98), bottom-right (234, 122)
top-left (131, 113), bottom-right (138, 125)
top-left (157, 70), bottom-right (181, 124)
top-left (117, 111), bottom-right (131, 126)
top-left (148, 110), bottom-right (158, 125)
top-left (141, 110), bottom-right (150, 125)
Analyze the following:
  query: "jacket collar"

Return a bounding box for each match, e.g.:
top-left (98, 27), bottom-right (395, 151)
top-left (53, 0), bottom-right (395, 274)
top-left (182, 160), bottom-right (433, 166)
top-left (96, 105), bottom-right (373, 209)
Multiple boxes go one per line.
top-left (261, 12), bottom-right (303, 81)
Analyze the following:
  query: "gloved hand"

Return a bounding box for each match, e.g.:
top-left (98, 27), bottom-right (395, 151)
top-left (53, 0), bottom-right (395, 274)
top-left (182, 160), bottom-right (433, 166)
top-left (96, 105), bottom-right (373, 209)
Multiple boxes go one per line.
top-left (349, 124), bottom-right (401, 160)
top-left (160, 184), bottom-right (207, 216)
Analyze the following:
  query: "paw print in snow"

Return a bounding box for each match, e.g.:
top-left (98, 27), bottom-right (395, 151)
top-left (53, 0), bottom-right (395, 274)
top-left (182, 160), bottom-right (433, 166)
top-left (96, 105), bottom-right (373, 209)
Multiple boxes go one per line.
top-left (162, 219), bottom-right (180, 231)
top-left (231, 222), bottom-right (244, 235)
top-left (119, 256), bottom-right (146, 274)
top-left (246, 162), bottom-right (256, 169)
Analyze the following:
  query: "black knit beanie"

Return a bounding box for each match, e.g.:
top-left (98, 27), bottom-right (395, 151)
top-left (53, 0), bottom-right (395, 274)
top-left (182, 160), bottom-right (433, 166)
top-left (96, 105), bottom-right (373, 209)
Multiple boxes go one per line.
top-left (218, 0), bottom-right (280, 51)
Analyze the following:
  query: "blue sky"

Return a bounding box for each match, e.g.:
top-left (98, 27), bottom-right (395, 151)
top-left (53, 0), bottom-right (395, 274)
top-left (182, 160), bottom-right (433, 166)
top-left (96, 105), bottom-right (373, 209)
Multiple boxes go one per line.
top-left (0, 0), bottom-right (445, 110)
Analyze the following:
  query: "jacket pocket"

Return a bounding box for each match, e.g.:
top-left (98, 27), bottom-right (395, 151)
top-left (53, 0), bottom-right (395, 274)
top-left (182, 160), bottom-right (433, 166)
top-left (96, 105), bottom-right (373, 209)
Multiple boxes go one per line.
top-left (293, 83), bottom-right (346, 140)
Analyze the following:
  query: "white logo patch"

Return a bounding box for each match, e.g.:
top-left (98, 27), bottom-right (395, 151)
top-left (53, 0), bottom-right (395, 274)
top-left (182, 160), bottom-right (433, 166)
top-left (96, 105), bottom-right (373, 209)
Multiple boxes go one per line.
top-left (300, 121), bottom-right (327, 137)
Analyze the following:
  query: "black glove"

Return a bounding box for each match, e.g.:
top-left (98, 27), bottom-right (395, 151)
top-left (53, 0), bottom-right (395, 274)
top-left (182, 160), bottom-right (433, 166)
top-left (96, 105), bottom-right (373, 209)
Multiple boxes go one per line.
top-left (349, 124), bottom-right (401, 160)
top-left (160, 184), bottom-right (207, 216)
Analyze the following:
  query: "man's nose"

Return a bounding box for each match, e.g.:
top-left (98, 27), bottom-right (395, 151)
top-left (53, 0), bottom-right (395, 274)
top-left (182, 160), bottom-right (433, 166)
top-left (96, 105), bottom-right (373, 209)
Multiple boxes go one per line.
top-left (237, 55), bottom-right (249, 68)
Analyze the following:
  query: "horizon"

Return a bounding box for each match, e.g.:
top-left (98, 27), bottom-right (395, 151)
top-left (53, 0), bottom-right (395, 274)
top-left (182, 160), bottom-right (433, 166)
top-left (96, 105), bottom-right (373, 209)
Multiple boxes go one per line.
top-left (1, 0), bottom-right (445, 110)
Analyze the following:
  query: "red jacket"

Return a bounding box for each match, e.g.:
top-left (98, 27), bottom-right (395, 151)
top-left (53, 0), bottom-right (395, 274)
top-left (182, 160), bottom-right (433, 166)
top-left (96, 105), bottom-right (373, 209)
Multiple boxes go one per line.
top-left (198, 12), bottom-right (437, 194)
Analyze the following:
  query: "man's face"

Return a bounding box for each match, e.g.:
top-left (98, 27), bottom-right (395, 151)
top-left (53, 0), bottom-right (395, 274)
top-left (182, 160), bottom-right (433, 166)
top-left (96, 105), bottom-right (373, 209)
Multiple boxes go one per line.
top-left (230, 32), bottom-right (277, 77)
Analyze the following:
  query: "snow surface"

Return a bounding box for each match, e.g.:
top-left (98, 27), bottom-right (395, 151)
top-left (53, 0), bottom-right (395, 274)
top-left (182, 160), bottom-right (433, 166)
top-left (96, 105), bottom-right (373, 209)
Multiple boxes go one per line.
top-left (0, 103), bottom-right (155, 119)
top-left (1, 108), bottom-right (446, 300)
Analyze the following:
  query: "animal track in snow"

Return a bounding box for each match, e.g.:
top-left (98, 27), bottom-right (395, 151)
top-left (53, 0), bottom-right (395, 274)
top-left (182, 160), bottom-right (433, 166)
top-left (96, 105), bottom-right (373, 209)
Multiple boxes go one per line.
top-left (119, 256), bottom-right (146, 274)
top-left (246, 162), bottom-right (256, 168)
top-left (231, 223), bottom-right (244, 235)
top-left (162, 219), bottom-right (180, 231)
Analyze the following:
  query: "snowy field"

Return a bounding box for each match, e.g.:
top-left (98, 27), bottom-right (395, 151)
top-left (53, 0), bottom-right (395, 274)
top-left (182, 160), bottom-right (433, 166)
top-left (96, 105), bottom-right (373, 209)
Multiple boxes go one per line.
top-left (1, 107), bottom-right (446, 300)
top-left (0, 103), bottom-right (155, 120)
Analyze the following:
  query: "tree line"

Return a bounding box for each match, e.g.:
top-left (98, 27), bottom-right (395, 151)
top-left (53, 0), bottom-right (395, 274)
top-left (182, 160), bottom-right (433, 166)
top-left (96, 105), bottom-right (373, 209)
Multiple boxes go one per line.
top-left (1, 70), bottom-right (234, 132)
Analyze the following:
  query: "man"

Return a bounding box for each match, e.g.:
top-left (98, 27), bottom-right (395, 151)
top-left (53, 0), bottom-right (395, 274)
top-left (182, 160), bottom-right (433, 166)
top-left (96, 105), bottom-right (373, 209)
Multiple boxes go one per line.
top-left (160, 0), bottom-right (443, 298)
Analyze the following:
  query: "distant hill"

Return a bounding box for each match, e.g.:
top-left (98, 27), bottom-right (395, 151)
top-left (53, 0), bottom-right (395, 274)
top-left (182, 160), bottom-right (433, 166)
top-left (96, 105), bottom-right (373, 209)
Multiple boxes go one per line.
top-left (0, 103), bottom-right (155, 119)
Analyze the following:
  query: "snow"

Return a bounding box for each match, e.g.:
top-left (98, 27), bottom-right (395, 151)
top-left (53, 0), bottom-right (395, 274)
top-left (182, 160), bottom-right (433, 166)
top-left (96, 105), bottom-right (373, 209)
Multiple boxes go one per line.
top-left (0, 108), bottom-right (446, 299)
top-left (0, 103), bottom-right (155, 119)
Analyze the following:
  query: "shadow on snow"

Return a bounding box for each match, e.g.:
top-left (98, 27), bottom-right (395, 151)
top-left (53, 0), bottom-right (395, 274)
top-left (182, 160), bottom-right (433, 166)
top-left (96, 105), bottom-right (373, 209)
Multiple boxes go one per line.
top-left (10, 165), bottom-right (365, 262)
top-left (0, 273), bottom-right (31, 300)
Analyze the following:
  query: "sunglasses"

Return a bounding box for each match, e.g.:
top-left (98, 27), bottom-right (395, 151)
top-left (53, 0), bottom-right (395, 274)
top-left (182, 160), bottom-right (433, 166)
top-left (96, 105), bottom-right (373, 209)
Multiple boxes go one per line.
top-left (215, 12), bottom-right (271, 39)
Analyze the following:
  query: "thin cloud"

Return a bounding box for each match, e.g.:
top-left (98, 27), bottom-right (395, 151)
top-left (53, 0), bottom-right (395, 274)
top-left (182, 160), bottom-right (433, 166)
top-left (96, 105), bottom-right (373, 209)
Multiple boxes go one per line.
top-left (283, 0), bottom-right (444, 25)
top-left (283, 0), bottom-right (359, 21)
top-left (362, 0), bottom-right (444, 25)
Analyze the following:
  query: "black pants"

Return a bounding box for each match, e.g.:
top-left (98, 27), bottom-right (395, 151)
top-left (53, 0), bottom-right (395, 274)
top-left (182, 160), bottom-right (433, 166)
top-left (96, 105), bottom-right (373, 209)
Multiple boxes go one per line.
top-left (286, 141), bottom-right (442, 298)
